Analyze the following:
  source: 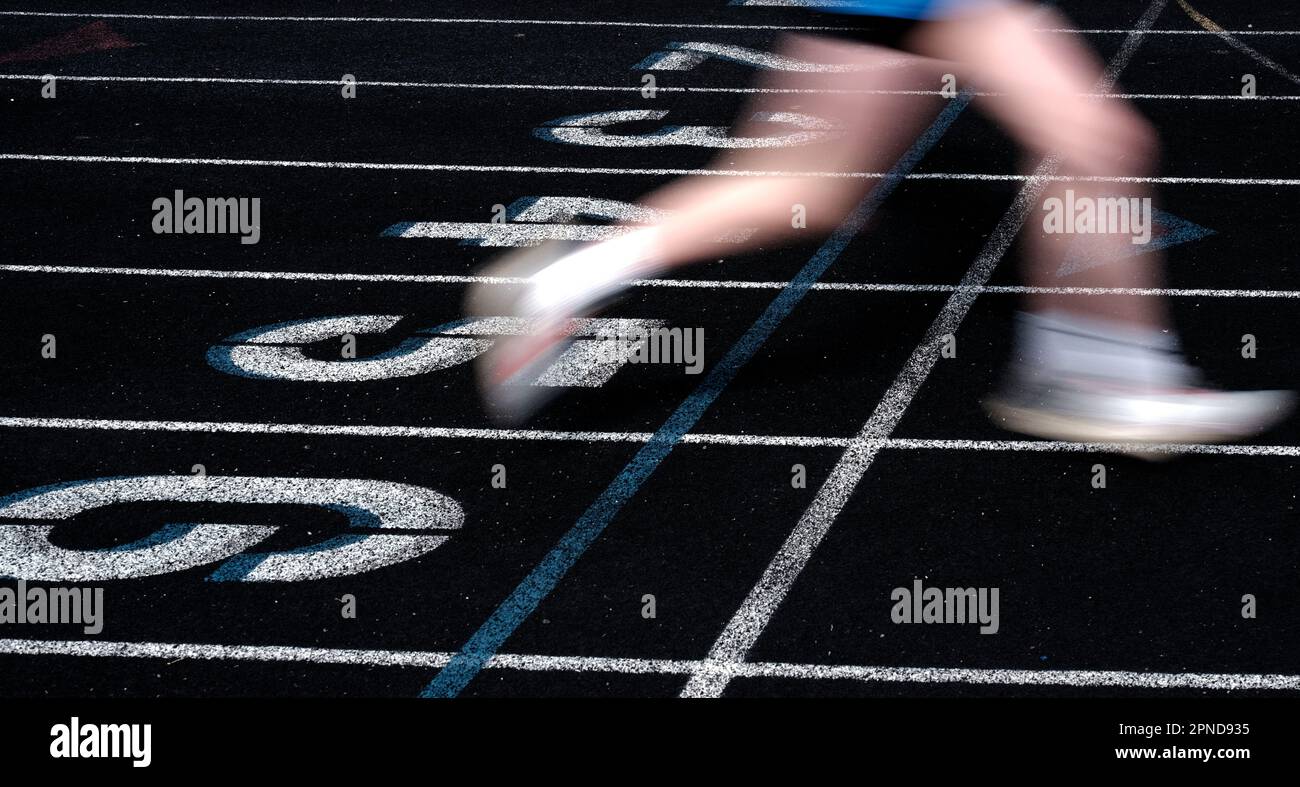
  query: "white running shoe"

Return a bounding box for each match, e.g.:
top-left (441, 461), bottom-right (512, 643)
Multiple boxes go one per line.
top-left (985, 372), bottom-right (1294, 446)
top-left (463, 241), bottom-right (628, 424)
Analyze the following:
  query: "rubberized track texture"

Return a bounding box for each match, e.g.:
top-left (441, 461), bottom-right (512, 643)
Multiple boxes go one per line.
top-left (1, 0), bottom-right (1299, 698)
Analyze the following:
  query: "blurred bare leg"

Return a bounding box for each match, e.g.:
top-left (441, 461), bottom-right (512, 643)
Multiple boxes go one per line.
top-left (630, 35), bottom-right (944, 268)
top-left (911, 2), bottom-right (1169, 327)
top-left (468, 2), bottom-right (1292, 437)
top-left (905, 3), bottom-right (1290, 444)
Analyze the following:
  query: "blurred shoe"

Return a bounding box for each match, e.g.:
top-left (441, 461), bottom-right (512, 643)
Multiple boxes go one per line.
top-left (985, 373), bottom-right (1294, 445)
top-left (985, 310), bottom-right (1293, 448)
top-left (463, 240), bottom-right (632, 424)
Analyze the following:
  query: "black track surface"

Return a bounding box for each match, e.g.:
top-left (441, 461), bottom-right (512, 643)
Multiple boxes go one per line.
top-left (1, 0), bottom-right (1299, 698)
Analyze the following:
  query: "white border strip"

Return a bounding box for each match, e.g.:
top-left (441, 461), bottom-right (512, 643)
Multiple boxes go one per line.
top-left (0, 638), bottom-right (1295, 691)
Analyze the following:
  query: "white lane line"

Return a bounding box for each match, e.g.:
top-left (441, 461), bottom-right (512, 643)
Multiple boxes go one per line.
top-left (1, 638), bottom-right (1296, 691)
top-left (681, 0), bottom-right (1168, 699)
top-left (909, 173), bottom-right (1300, 186)
top-left (1038, 28), bottom-right (1300, 36)
top-left (7, 265), bottom-right (1300, 300)
top-left (889, 439), bottom-right (1300, 457)
top-left (0, 11), bottom-right (857, 30)
top-left (1108, 93), bottom-right (1300, 100)
top-left (729, 662), bottom-right (1300, 690)
top-left (0, 73), bottom-right (927, 95)
top-left (0, 415), bottom-right (850, 448)
top-left (1, 416), bottom-right (1296, 456)
top-left (3, 74), bottom-right (1293, 101)
top-left (4, 153), bottom-right (1298, 185)
top-left (0, 12), bottom-right (1291, 35)
top-left (0, 415), bottom-right (648, 444)
top-left (0, 264), bottom-right (541, 284)
top-left (978, 285), bottom-right (1300, 298)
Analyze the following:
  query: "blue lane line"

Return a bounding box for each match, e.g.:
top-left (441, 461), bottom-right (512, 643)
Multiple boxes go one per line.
top-left (421, 89), bottom-right (976, 698)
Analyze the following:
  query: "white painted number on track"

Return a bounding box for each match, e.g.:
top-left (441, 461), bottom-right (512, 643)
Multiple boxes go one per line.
top-left (385, 195), bottom-right (755, 246)
top-left (0, 476), bottom-right (462, 582)
top-left (535, 109), bottom-right (841, 148)
top-left (210, 315), bottom-right (666, 385)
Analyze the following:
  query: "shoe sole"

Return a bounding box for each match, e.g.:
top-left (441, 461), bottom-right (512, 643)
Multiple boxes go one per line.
top-left (983, 395), bottom-right (1294, 460)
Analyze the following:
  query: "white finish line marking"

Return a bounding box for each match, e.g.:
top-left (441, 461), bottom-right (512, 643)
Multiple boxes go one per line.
top-left (0, 638), bottom-right (1296, 691)
top-left (681, 0), bottom-right (1169, 699)
top-left (5, 264), bottom-right (1300, 300)
top-left (4, 153), bottom-right (1300, 185)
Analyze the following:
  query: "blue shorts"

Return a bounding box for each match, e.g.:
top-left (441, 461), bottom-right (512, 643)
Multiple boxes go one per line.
top-left (817, 0), bottom-right (1001, 21)
top-left (808, 0), bottom-right (1003, 51)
